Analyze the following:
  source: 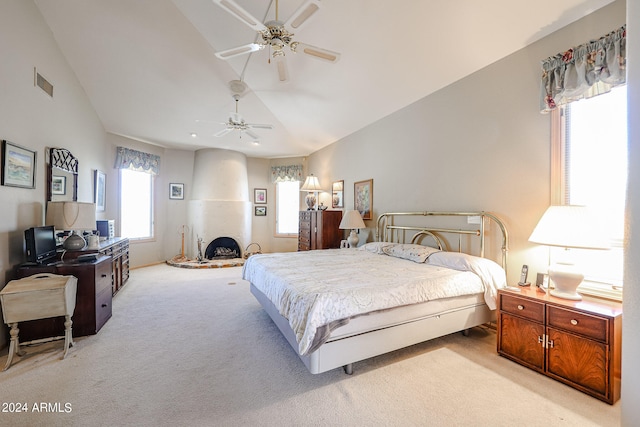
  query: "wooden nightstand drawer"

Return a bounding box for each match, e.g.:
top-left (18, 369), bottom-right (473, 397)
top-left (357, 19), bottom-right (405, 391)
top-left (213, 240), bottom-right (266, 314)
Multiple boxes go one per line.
top-left (547, 305), bottom-right (608, 342)
top-left (500, 293), bottom-right (544, 323)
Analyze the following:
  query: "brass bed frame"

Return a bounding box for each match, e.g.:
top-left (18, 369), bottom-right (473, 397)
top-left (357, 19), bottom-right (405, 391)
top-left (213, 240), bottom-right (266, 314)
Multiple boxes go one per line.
top-left (249, 211), bottom-right (509, 374)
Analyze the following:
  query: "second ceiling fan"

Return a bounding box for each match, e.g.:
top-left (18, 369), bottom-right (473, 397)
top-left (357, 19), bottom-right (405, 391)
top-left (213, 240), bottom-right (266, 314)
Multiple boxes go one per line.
top-left (213, 0), bottom-right (340, 82)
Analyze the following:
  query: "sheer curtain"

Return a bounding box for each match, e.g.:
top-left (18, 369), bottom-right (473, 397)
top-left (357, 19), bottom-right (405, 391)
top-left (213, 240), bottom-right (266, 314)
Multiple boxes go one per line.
top-left (540, 25), bottom-right (626, 112)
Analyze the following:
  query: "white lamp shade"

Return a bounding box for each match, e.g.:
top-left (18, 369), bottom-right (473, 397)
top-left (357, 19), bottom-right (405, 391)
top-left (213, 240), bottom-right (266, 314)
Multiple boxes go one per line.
top-left (339, 210), bottom-right (366, 230)
top-left (528, 205), bottom-right (610, 250)
top-left (300, 175), bottom-right (322, 191)
top-left (46, 201), bottom-right (97, 231)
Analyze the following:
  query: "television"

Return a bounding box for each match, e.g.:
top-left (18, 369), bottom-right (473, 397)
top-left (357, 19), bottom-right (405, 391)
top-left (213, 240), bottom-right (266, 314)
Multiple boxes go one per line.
top-left (24, 225), bottom-right (58, 264)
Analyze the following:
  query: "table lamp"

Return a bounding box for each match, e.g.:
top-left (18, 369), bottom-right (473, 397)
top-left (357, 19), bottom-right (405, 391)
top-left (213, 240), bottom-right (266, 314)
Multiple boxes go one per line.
top-left (528, 205), bottom-right (609, 300)
top-left (339, 210), bottom-right (366, 248)
top-left (300, 174), bottom-right (322, 210)
top-left (46, 201), bottom-right (97, 250)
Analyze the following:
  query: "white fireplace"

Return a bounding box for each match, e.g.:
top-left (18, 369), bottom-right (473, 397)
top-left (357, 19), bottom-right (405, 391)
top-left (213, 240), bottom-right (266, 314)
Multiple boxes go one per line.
top-left (188, 148), bottom-right (251, 259)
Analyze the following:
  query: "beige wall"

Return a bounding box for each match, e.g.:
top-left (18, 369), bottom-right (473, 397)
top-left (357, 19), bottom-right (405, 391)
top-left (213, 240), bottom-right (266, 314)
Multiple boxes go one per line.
top-left (307, 1), bottom-right (625, 286)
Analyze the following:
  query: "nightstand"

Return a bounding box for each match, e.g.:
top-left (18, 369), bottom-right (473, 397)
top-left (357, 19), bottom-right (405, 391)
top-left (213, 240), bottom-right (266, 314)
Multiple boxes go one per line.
top-left (497, 287), bottom-right (622, 404)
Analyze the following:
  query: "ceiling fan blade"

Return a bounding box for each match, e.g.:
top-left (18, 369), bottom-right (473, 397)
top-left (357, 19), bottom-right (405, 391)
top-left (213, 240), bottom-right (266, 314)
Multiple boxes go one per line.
top-left (215, 43), bottom-right (262, 60)
top-left (214, 128), bottom-right (233, 137)
top-left (213, 0), bottom-right (267, 31)
top-left (284, 0), bottom-right (321, 31)
top-left (292, 42), bottom-right (340, 63)
top-left (247, 123), bottom-right (273, 130)
top-left (274, 55), bottom-right (289, 83)
top-left (244, 129), bottom-right (260, 141)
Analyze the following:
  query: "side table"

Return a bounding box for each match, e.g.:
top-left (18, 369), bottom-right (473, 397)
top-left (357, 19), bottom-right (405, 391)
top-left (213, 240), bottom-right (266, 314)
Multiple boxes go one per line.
top-left (0, 273), bottom-right (77, 370)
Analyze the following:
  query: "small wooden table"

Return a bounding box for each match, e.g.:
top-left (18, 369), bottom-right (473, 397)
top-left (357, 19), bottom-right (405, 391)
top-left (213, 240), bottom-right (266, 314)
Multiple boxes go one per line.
top-left (0, 273), bottom-right (77, 370)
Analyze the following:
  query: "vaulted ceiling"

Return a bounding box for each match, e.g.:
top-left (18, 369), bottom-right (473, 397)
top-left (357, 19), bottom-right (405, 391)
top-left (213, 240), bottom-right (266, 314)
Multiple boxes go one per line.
top-left (34, 0), bottom-right (615, 158)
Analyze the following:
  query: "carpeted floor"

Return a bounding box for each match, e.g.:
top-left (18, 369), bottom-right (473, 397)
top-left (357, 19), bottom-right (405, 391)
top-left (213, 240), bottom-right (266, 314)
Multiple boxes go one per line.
top-left (0, 264), bottom-right (620, 426)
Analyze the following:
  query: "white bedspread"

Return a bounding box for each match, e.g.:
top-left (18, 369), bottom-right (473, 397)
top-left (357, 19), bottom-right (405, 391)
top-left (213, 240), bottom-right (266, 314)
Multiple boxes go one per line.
top-left (242, 249), bottom-right (506, 356)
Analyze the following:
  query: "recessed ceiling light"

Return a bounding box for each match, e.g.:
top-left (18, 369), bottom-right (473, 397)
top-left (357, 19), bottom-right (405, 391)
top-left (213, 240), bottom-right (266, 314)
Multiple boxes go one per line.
top-left (190, 132), bottom-right (198, 138)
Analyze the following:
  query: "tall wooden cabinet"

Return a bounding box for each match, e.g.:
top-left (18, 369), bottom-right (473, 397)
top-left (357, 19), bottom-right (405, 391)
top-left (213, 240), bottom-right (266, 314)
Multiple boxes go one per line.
top-left (497, 287), bottom-right (622, 404)
top-left (298, 210), bottom-right (343, 251)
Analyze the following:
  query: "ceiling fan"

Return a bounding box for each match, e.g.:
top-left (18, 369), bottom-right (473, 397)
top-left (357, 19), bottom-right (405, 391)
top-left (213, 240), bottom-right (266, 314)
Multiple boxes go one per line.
top-left (213, 0), bottom-right (340, 82)
top-left (214, 83), bottom-right (273, 141)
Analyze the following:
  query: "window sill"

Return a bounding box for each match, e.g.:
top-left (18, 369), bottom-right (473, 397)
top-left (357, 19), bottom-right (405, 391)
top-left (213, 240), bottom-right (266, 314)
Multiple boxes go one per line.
top-left (577, 280), bottom-right (622, 302)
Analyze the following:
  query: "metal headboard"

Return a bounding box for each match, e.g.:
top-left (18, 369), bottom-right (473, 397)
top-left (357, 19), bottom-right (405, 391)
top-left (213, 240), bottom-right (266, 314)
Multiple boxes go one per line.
top-left (375, 211), bottom-right (509, 274)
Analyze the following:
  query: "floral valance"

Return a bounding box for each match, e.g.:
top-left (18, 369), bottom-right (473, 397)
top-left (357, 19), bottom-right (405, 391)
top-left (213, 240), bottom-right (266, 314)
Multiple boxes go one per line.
top-left (270, 165), bottom-right (303, 183)
top-left (540, 25), bottom-right (626, 113)
top-left (114, 146), bottom-right (160, 175)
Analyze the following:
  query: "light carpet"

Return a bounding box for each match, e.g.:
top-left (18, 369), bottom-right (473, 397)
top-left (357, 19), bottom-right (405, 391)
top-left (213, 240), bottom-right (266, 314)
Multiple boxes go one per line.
top-left (0, 264), bottom-right (620, 426)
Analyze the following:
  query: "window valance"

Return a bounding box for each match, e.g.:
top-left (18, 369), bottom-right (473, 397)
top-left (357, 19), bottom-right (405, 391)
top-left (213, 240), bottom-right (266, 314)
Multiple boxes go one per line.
top-left (271, 165), bottom-right (303, 183)
top-left (540, 25), bottom-right (626, 113)
top-left (114, 147), bottom-right (160, 175)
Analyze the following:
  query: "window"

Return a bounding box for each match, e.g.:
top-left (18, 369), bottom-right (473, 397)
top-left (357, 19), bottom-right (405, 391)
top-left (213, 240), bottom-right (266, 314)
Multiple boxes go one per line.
top-left (120, 169), bottom-right (154, 239)
top-left (275, 181), bottom-right (300, 236)
top-left (552, 86), bottom-right (627, 299)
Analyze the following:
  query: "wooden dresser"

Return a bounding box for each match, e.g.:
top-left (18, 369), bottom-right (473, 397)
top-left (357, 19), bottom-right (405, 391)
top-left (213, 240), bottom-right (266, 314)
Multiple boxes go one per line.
top-left (298, 210), bottom-right (343, 250)
top-left (497, 287), bottom-right (622, 404)
top-left (16, 255), bottom-right (113, 340)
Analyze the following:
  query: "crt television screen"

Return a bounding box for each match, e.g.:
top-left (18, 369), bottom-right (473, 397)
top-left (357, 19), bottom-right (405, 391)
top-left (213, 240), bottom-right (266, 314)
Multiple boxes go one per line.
top-left (25, 225), bottom-right (57, 264)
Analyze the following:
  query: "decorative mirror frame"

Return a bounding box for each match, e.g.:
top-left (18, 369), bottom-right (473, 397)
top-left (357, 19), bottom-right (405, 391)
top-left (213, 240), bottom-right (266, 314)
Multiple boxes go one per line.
top-left (332, 180), bottom-right (344, 208)
top-left (47, 147), bottom-right (78, 202)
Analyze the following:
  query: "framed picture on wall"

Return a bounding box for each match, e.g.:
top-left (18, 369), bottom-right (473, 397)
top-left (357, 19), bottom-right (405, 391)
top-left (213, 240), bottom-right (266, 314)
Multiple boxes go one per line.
top-left (1, 140), bottom-right (36, 189)
top-left (52, 175), bottom-right (66, 195)
top-left (354, 179), bottom-right (373, 220)
top-left (254, 188), bottom-right (267, 204)
top-left (169, 183), bottom-right (184, 200)
top-left (255, 206), bottom-right (267, 216)
top-left (94, 170), bottom-right (106, 211)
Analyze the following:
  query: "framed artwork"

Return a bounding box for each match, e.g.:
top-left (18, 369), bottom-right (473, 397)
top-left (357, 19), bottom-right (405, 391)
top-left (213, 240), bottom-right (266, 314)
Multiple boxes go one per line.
top-left (1, 140), bottom-right (36, 189)
top-left (94, 170), bottom-right (106, 211)
top-left (52, 175), bottom-right (66, 195)
top-left (254, 188), bottom-right (267, 204)
top-left (169, 183), bottom-right (184, 200)
top-left (255, 206), bottom-right (267, 216)
top-left (354, 179), bottom-right (373, 220)
top-left (332, 180), bottom-right (344, 208)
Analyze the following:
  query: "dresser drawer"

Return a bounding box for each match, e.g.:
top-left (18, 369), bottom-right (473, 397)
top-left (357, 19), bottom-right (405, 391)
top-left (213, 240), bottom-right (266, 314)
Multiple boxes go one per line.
top-left (95, 288), bottom-right (112, 332)
top-left (500, 293), bottom-right (544, 323)
top-left (299, 211), bottom-right (311, 222)
top-left (547, 305), bottom-right (608, 342)
top-left (95, 260), bottom-right (112, 295)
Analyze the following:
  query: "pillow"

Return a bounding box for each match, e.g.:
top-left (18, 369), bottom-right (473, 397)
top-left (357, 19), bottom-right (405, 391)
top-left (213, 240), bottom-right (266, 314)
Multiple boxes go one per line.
top-left (426, 251), bottom-right (507, 309)
top-left (357, 242), bottom-right (398, 254)
top-left (382, 243), bottom-right (441, 263)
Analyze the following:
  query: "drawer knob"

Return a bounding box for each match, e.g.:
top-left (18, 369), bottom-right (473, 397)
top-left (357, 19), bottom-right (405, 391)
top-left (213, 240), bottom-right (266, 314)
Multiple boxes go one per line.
top-left (571, 319), bottom-right (578, 326)
top-left (517, 305), bottom-right (524, 310)
top-left (102, 304), bottom-right (108, 308)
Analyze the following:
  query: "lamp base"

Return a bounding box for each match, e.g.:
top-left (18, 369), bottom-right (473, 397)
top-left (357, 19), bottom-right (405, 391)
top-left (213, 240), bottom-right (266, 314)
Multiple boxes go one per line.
top-left (305, 193), bottom-right (317, 210)
top-left (347, 230), bottom-right (359, 248)
top-left (548, 262), bottom-right (583, 301)
top-left (63, 231), bottom-right (87, 251)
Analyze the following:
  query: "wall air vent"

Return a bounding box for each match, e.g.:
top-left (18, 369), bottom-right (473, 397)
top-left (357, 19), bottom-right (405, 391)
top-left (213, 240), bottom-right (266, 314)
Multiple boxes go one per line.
top-left (34, 68), bottom-right (53, 97)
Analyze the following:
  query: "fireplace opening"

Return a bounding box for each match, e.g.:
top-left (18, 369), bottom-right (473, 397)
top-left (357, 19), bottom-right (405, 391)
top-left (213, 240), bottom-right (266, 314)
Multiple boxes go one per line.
top-left (205, 237), bottom-right (242, 260)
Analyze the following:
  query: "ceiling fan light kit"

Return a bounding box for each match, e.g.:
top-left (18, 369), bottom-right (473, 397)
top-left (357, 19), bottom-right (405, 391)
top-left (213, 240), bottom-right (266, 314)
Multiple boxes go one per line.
top-left (213, 0), bottom-right (340, 82)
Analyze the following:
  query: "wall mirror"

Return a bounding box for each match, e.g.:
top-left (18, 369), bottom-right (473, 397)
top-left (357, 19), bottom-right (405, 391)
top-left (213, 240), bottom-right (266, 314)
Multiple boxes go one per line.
top-left (47, 147), bottom-right (78, 202)
top-left (332, 180), bottom-right (344, 208)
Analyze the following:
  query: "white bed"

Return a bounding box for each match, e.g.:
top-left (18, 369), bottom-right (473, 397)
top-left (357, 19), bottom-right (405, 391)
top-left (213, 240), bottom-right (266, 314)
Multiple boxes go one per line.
top-left (243, 211), bottom-right (509, 374)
